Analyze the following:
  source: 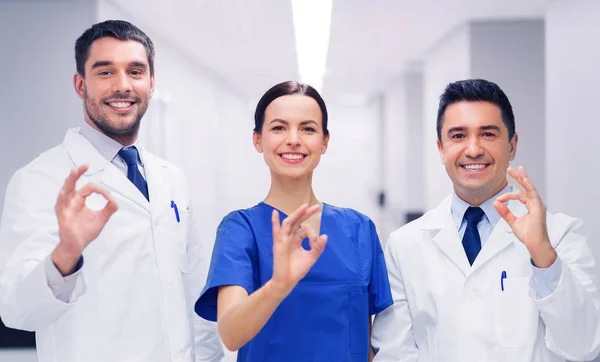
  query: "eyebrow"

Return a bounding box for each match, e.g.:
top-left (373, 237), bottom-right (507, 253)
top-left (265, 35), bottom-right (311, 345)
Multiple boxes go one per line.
top-left (90, 60), bottom-right (148, 70)
top-left (269, 119), bottom-right (319, 126)
top-left (447, 125), bottom-right (502, 133)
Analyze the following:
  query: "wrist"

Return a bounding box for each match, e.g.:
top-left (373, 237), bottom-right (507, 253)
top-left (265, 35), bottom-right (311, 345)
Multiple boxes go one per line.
top-left (265, 279), bottom-right (293, 302)
top-left (51, 244), bottom-right (82, 276)
top-left (529, 239), bottom-right (557, 268)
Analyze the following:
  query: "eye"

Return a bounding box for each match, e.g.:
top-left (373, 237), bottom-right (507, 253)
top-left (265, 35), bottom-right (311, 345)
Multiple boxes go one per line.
top-left (451, 133), bottom-right (465, 139)
top-left (98, 70), bottom-right (112, 76)
top-left (482, 132), bottom-right (496, 138)
top-left (130, 69), bottom-right (144, 76)
top-left (302, 127), bottom-right (317, 132)
top-left (271, 125), bottom-right (285, 131)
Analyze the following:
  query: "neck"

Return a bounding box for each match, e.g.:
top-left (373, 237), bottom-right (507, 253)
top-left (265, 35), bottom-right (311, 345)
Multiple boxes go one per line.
top-left (264, 171), bottom-right (319, 215)
top-left (455, 179), bottom-right (508, 206)
top-left (84, 118), bottom-right (138, 147)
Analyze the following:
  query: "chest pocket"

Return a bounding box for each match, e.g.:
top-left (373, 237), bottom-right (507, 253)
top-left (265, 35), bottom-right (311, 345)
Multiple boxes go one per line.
top-left (156, 200), bottom-right (190, 274)
top-left (493, 276), bottom-right (539, 347)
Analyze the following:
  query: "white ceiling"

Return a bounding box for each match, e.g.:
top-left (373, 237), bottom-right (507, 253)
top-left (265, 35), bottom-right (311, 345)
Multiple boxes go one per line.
top-left (325, 0), bottom-right (549, 98)
top-left (105, 0), bottom-right (299, 100)
top-left (106, 0), bottom-right (550, 102)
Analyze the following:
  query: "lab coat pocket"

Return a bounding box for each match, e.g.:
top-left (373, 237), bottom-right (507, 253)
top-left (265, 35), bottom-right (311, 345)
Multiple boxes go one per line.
top-left (349, 292), bottom-right (369, 354)
top-left (494, 277), bottom-right (539, 348)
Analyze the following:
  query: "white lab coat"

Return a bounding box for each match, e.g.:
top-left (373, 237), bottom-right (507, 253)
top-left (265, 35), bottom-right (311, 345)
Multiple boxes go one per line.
top-left (0, 128), bottom-right (223, 362)
top-left (372, 195), bottom-right (600, 362)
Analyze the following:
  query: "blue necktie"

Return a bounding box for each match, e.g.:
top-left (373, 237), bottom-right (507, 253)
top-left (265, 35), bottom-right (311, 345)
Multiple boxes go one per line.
top-left (118, 147), bottom-right (149, 201)
top-left (462, 206), bottom-right (485, 265)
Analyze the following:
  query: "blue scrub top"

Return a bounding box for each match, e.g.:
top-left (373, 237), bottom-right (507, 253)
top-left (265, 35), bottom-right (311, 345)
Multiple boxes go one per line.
top-left (195, 202), bottom-right (393, 362)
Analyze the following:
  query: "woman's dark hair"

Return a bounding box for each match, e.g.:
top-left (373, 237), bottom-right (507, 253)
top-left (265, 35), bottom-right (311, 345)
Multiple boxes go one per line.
top-left (254, 81), bottom-right (329, 136)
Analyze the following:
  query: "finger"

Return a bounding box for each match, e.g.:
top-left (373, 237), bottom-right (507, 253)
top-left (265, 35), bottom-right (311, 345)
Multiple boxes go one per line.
top-left (62, 165), bottom-right (88, 195)
top-left (77, 182), bottom-right (111, 199)
top-left (507, 167), bottom-right (523, 187)
top-left (283, 204), bottom-right (320, 235)
top-left (293, 226), bottom-right (309, 246)
top-left (308, 234), bottom-right (328, 260)
top-left (521, 176), bottom-right (541, 201)
top-left (281, 204), bottom-right (308, 235)
top-left (493, 200), bottom-right (517, 225)
top-left (98, 197), bottom-right (119, 223)
top-left (495, 191), bottom-right (527, 204)
top-left (518, 165), bottom-right (529, 180)
top-left (55, 189), bottom-right (69, 214)
top-left (272, 210), bottom-right (282, 245)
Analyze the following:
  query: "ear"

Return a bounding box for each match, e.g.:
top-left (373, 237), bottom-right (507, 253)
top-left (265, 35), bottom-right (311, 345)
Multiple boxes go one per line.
top-left (436, 139), bottom-right (444, 164)
top-left (321, 133), bottom-right (330, 154)
top-left (253, 131), bottom-right (263, 153)
top-left (149, 73), bottom-right (155, 99)
top-left (509, 133), bottom-right (518, 161)
top-left (73, 72), bottom-right (85, 100)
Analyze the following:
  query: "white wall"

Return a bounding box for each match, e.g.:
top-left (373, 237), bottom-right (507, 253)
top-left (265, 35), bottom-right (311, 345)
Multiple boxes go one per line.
top-left (313, 101), bottom-right (382, 227)
top-left (546, 0), bottom-right (600, 255)
top-left (0, 0), bottom-right (97, 217)
top-left (423, 24), bottom-right (472, 209)
top-left (379, 73), bottom-right (424, 242)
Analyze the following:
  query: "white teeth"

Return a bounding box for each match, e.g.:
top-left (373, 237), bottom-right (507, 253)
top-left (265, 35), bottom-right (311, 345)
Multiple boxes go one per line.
top-left (108, 102), bottom-right (132, 108)
top-left (281, 154), bottom-right (304, 160)
top-left (463, 164), bottom-right (487, 170)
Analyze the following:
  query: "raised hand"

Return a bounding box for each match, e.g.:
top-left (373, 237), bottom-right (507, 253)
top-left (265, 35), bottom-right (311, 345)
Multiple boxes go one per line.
top-left (270, 204), bottom-right (328, 296)
top-left (51, 165), bottom-right (119, 275)
top-left (493, 166), bottom-right (556, 268)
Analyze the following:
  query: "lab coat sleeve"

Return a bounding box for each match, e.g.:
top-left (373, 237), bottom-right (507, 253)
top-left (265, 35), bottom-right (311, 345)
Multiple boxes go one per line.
top-left (44, 255), bottom-right (85, 303)
top-left (184, 199), bottom-right (224, 362)
top-left (371, 232), bottom-right (419, 362)
top-left (367, 220), bottom-right (393, 315)
top-left (530, 256), bottom-right (562, 299)
top-left (532, 214), bottom-right (600, 361)
top-left (0, 167), bottom-right (87, 331)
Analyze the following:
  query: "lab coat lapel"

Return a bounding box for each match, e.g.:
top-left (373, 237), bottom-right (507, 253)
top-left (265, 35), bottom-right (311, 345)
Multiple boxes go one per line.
top-left (63, 128), bottom-right (150, 213)
top-left (424, 197), bottom-right (472, 277)
top-left (471, 199), bottom-right (525, 270)
top-left (139, 146), bottom-right (169, 218)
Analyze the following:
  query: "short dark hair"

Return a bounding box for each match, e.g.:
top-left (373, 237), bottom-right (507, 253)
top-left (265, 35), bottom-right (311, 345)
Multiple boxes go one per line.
top-left (437, 79), bottom-right (515, 142)
top-left (254, 81), bottom-right (329, 136)
top-left (75, 20), bottom-right (155, 76)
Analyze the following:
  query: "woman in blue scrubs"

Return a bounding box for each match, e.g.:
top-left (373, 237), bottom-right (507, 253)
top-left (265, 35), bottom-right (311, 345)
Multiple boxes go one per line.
top-left (195, 81), bottom-right (393, 362)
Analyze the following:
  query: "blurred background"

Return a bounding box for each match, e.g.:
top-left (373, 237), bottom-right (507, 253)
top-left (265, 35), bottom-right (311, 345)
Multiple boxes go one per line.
top-left (0, 0), bottom-right (599, 361)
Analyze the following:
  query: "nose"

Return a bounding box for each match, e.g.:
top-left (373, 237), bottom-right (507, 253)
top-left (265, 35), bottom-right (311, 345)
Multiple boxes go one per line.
top-left (286, 130), bottom-right (301, 147)
top-left (464, 137), bottom-right (484, 158)
top-left (111, 71), bottom-right (133, 94)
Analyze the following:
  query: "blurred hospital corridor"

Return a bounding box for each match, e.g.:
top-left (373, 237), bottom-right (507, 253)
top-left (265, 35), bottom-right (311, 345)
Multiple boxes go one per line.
top-left (1, 0), bottom-right (600, 361)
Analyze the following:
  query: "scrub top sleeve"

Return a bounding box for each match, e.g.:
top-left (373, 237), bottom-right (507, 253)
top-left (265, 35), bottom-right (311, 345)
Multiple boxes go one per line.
top-left (367, 220), bottom-right (394, 315)
top-left (194, 211), bottom-right (258, 322)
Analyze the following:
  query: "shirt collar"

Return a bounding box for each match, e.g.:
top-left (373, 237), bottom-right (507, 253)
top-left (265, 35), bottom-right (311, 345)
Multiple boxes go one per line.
top-left (451, 183), bottom-right (513, 228)
top-left (79, 121), bottom-right (143, 165)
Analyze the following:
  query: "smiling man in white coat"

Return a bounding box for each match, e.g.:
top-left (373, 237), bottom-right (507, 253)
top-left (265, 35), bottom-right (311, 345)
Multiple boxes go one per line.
top-left (0, 20), bottom-right (223, 362)
top-left (371, 79), bottom-right (600, 362)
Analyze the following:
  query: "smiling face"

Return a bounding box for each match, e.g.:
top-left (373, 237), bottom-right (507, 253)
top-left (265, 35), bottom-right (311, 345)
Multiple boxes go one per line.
top-left (437, 100), bottom-right (518, 205)
top-left (253, 94), bottom-right (329, 180)
top-left (73, 37), bottom-right (154, 143)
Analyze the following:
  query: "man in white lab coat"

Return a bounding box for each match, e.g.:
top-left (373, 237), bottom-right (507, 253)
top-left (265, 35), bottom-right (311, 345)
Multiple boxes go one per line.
top-left (0, 20), bottom-right (223, 362)
top-left (372, 78), bottom-right (600, 362)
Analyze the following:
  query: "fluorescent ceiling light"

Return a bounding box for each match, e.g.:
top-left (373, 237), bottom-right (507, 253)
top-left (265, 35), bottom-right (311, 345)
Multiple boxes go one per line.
top-left (291, 0), bottom-right (333, 92)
